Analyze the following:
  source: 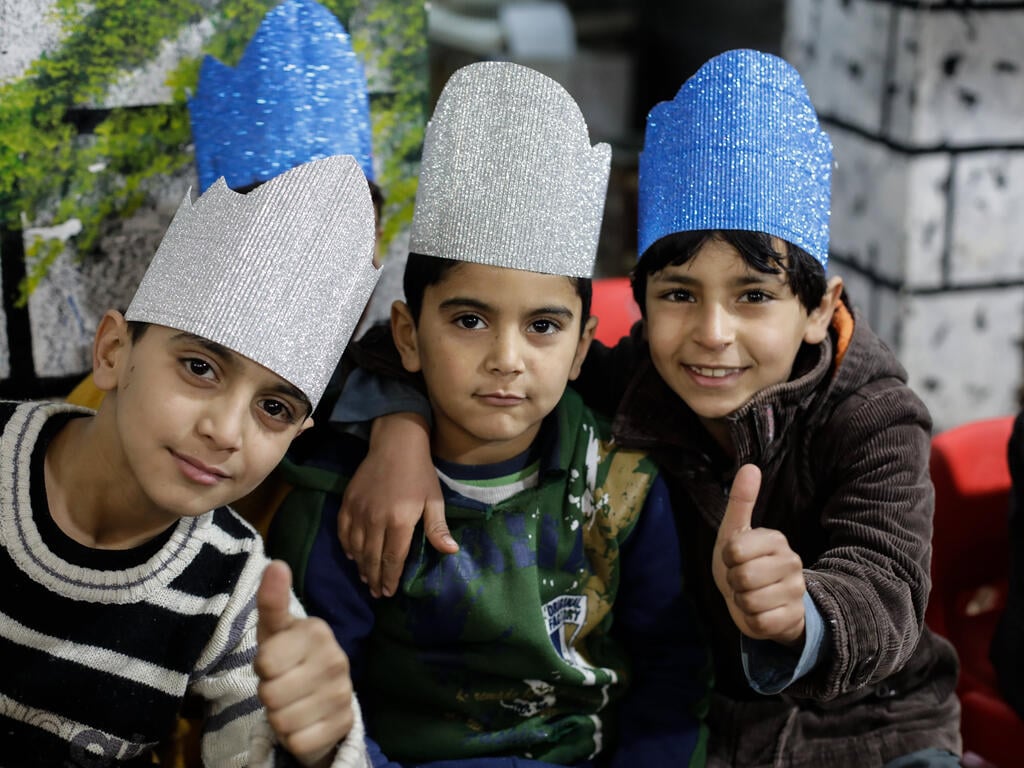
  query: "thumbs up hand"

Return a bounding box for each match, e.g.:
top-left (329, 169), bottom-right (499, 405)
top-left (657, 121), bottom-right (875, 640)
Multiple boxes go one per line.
top-left (255, 561), bottom-right (354, 767)
top-left (712, 465), bottom-right (807, 648)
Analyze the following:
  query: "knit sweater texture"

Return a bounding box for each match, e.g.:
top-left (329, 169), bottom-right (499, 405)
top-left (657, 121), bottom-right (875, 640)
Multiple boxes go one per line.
top-left (0, 400), bottom-right (369, 768)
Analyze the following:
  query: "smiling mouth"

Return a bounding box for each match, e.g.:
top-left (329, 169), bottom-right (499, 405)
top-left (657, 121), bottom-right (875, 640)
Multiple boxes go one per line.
top-left (687, 365), bottom-right (743, 379)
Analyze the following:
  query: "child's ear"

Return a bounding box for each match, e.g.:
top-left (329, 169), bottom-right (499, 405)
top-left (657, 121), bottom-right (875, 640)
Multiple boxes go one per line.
top-left (568, 316), bottom-right (598, 381)
top-left (390, 300), bottom-right (423, 373)
top-left (803, 276), bottom-right (844, 345)
top-left (92, 310), bottom-right (131, 392)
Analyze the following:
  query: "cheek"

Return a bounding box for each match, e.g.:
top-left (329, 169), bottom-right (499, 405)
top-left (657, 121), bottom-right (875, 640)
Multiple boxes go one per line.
top-left (244, 447), bottom-right (288, 489)
top-left (644, 318), bottom-right (680, 367)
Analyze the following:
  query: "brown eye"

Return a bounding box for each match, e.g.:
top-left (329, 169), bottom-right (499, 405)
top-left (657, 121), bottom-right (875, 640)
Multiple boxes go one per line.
top-left (456, 314), bottom-right (484, 330)
top-left (529, 319), bottom-right (559, 334)
top-left (184, 358), bottom-right (214, 378)
top-left (259, 399), bottom-right (296, 424)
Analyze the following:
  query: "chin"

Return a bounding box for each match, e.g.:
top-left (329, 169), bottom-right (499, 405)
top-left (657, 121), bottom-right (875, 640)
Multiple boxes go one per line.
top-left (687, 398), bottom-right (744, 422)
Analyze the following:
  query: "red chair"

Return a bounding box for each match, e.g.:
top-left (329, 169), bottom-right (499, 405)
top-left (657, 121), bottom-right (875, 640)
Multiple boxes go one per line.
top-left (591, 276), bottom-right (641, 346)
top-left (927, 415), bottom-right (1024, 767)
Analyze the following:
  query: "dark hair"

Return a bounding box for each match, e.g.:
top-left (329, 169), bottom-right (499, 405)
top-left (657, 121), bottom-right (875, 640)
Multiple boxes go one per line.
top-left (127, 320), bottom-right (149, 341)
top-left (630, 230), bottom-right (827, 314)
top-left (402, 252), bottom-right (593, 336)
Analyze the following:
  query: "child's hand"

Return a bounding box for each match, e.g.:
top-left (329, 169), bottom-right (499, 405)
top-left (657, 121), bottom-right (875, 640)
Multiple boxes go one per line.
top-left (713, 464), bottom-right (807, 648)
top-left (338, 411), bottom-right (455, 598)
top-left (255, 561), bottom-right (354, 767)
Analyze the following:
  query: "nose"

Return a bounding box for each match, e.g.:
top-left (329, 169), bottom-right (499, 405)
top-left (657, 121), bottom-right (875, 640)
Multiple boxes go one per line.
top-left (485, 327), bottom-right (525, 375)
top-left (196, 397), bottom-right (245, 452)
top-left (693, 302), bottom-right (734, 349)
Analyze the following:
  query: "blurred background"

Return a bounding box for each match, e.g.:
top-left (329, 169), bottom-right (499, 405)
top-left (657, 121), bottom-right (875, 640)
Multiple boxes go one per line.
top-left (1, 0), bottom-right (1023, 433)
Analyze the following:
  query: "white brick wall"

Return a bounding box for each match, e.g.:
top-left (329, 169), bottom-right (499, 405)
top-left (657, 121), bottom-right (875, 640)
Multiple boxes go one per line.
top-left (0, 0), bottom-right (63, 85)
top-left (890, 8), bottom-right (1024, 146)
top-left (786, 0), bottom-right (1024, 431)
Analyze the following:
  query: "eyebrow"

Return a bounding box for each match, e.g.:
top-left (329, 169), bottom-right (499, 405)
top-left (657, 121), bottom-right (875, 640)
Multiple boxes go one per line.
top-left (653, 271), bottom-right (782, 288)
top-left (170, 331), bottom-right (311, 409)
top-left (438, 297), bottom-right (576, 319)
top-left (171, 332), bottom-right (236, 363)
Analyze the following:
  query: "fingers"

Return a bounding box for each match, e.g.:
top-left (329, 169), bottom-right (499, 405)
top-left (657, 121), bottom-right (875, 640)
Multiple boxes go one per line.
top-left (358, 521), bottom-right (389, 598)
top-left (726, 553), bottom-right (805, 611)
top-left (257, 561), bottom-right (296, 644)
top-left (373, 493), bottom-right (453, 598)
top-left (337, 502), bottom-right (354, 560)
top-left (719, 527), bottom-right (791, 569)
top-left (378, 524), bottom-right (415, 599)
top-left (734, 602), bottom-right (806, 645)
top-left (257, 616), bottom-right (354, 765)
top-left (720, 529), bottom-right (807, 645)
top-left (711, 466), bottom-right (807, 646)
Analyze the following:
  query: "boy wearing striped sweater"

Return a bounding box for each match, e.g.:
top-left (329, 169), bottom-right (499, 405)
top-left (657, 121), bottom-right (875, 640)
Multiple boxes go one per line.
top-left (0, 155), bottom-right (379, 767)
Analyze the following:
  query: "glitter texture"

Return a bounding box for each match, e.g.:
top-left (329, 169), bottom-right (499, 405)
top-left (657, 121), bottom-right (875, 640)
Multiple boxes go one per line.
top-left (410, 61), bottom-right (610, 278)
top-left (125, 155), bottom-right (379, 409)
top-left (189, 0), bottom-right (373, 193)
top-left (638, 49), bottom-right (833, 267)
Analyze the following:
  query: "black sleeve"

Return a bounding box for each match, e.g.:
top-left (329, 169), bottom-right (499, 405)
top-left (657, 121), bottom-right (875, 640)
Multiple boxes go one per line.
top-left (575, 321), bottom-right (648, 419)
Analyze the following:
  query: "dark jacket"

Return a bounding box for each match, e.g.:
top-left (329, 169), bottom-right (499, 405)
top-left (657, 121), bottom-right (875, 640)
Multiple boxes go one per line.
top-left (578, 299), bottom-right (961, 767)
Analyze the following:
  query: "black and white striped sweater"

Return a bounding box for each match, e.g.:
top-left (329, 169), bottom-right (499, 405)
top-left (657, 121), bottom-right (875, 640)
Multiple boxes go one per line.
top-left (0, 400), bottom-right (367, 767)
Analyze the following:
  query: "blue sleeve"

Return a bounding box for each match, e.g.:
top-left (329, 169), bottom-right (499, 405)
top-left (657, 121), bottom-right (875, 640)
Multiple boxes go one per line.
top-left (302, 488), bottom-right (377, 677)
top-left (608, 475), bottom-right (709, 767)
top-left (300, 491), bottom-right (404, 766)
top-left (740, 592), bottom-right (827, 695)
top-left (329, 366), bottom-right (432, 433)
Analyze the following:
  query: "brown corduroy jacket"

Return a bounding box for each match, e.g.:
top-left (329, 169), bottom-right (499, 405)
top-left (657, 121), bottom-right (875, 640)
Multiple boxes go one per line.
top-left (580, 298), bottom-right (961, 767)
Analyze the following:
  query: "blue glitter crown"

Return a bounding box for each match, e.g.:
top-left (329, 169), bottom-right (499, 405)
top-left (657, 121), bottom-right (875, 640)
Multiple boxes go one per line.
top-left (638, 49), bottom-right (832, 267)
top-left (189, 0), bottom-right (373, 192)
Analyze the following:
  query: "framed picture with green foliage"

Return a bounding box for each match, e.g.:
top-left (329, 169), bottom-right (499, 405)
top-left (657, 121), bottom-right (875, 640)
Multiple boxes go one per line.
top-left (0, 0), bottom-right (426, 396)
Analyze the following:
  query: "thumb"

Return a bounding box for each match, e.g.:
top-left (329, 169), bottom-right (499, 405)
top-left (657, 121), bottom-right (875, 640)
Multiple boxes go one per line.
top-left (718, 463), bottom-right (762, 543)
top-left (424, 494), bottom-right (459, 555)
top-left (257, 560), bottom-right (295, 643)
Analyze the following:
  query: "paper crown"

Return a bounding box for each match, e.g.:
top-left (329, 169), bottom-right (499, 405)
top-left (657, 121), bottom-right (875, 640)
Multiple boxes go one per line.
top-left (410, 61), bottom-right (610, 278)
top-left (125, 155), bottom-right (379, 409)
top-left (189, 0), bottom-right (374, 193)
top-left (638, 49), bottom-right (833, 267)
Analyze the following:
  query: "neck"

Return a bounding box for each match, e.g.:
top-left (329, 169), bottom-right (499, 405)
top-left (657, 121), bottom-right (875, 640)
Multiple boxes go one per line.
top-left (44, 411), bottom-right (176, 550)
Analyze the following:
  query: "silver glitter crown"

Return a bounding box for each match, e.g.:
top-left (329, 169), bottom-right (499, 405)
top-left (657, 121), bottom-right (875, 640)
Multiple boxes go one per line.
top-left (125, 155), bottom-right (379, 409)
top-left (410, 61), bottom-right (610, 278)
